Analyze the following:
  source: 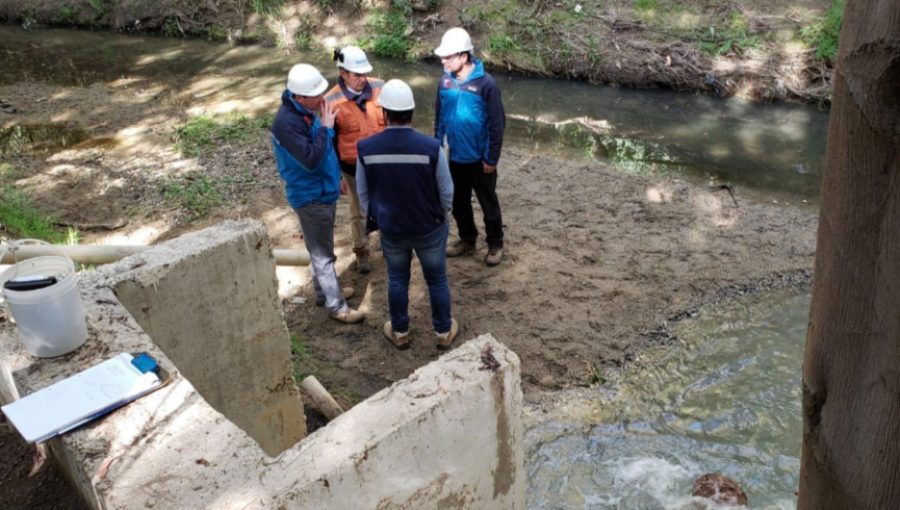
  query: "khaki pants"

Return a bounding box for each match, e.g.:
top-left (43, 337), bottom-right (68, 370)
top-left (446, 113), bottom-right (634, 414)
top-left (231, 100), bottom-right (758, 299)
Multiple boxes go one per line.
top-left (344, 172), bottom-right (369, 250)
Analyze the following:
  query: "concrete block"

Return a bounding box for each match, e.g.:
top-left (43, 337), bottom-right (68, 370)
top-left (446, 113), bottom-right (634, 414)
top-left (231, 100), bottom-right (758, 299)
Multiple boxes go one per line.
top-left (110, 220), bottom-right (306, 456)
top-left (0, 220), bottom-right (524, 510)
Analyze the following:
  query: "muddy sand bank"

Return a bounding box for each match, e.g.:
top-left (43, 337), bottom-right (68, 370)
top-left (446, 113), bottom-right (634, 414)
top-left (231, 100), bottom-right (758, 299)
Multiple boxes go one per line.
top-left (0, 80), bottom-right (819, 402)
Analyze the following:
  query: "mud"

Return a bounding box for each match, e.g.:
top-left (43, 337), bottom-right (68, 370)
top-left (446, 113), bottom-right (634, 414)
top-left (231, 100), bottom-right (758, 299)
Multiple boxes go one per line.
top-left (0, 73), bottom-right (820, 405)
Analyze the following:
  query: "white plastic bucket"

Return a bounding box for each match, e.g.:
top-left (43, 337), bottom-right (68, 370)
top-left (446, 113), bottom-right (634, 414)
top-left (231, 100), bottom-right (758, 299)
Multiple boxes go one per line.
top-left (0, 241), bottom-right (88, 358)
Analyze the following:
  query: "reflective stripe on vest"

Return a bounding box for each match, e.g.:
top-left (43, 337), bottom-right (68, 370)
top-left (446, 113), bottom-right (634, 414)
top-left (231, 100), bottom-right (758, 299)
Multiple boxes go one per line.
top-left (326, 78), bottom-right (386, 164)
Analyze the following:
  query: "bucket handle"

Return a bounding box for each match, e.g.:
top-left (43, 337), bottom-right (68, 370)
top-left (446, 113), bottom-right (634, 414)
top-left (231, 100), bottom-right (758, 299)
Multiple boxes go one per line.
top-left (0, 239), bottom-right (76, 282)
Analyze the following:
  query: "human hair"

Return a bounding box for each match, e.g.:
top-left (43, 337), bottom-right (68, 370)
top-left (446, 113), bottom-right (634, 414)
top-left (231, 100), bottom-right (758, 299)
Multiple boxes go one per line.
top-left (461, 51), bottom-right (473, 64)
top-left (385, 109), bottom-right (414, 125)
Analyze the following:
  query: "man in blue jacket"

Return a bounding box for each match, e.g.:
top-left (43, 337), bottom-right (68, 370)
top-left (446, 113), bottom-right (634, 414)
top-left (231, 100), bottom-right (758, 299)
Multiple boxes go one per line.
top-left (357, 79), bottom-right (459, 350)
top-left (271, 64), bottom-right (365, 324)
top-left (434, 27), bottom-right (507, 267)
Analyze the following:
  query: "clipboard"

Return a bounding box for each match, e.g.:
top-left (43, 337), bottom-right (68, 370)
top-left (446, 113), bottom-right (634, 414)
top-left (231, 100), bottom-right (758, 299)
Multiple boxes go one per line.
top-left (1, 352), bottom-right (170, 443)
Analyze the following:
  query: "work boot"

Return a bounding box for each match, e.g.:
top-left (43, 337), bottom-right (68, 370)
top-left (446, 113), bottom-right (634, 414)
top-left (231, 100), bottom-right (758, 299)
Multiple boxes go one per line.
top-left (446, 240), bottom-right (476, 258)
top-left (330, 308), bottom-right (366, 324)
top-left (485, 246), bottom-right (504, 267)
top-left (383, 321), bottom-right (411, 350)
top-left (436, 319), bottom-right (459, 351)
top-left (316, 287), bottom-right (355, 307)
top-left (354, 246), bottom-right (372, 274)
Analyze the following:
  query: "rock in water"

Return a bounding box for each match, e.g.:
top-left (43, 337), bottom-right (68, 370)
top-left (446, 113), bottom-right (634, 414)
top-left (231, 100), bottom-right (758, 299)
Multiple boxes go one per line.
top-left (692, 473), bottom-right (748, 507)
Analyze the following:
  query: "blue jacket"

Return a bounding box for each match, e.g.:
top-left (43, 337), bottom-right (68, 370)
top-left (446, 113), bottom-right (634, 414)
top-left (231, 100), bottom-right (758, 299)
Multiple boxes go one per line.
top-left (271, 91), bottom-right (341, 208)
top-left (357, 127), bottom-right (450, 238)
top-left (434, 59), bottom-right (506, 165)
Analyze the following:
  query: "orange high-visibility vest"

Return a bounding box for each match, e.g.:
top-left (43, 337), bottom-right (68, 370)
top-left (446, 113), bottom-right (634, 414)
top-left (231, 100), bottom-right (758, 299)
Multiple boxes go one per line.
top-left (325, 78), bottom-right (386, 165)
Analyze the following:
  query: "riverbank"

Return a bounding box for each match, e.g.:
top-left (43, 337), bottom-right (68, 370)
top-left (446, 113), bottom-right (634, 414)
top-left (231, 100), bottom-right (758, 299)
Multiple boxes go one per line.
top-left (1, 0), bottom-right (841, 103)
top-left (1, 24), bottom-right (821, 510)
top-left (0, 72), bottom-right (819, 399)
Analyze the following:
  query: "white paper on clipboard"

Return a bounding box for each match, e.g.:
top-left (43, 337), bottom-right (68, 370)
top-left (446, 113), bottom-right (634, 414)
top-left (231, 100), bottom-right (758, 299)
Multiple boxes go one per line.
top-left (1, 353), bottom-right (162, 443)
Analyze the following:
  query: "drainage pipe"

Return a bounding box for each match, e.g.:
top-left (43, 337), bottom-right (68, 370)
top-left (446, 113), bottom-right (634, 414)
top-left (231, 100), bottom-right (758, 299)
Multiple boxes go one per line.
top-left (0, 245), bottom-right (310, 266)
top-left (299, 375), bottom-right (344, 421)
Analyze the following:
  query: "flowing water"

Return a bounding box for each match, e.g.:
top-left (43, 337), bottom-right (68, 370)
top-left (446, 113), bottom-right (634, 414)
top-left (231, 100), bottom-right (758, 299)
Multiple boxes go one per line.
top-left (0, 26), bottom-right (828, 201)
top-left (526, 289), bottom-right (810, 509)
top-left (1, 26), bottom-right (820, 507)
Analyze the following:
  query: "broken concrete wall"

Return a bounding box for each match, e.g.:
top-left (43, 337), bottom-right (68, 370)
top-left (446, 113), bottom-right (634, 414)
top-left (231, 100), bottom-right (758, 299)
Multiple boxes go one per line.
top-left (110, 221), bottom-right (305, 456)
top-left (0, 221), bottom-right (525, 510)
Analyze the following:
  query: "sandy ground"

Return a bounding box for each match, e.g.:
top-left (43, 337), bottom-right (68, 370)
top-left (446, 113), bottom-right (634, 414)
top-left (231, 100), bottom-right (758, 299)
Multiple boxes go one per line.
top-left (0, 76), bottom-right (818, 508)
top-left (1, 79), bottom-right (820, 400)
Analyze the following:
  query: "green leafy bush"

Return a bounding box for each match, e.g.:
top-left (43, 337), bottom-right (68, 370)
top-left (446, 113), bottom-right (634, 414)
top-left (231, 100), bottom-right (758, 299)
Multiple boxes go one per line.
top-left (801, 0), bottom-right (844, 61)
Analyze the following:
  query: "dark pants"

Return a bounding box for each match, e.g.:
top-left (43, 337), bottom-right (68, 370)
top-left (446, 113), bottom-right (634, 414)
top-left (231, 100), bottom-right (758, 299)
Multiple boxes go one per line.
top-left (380, 222), bottom-right (452, 334)
top-left (450, 161), bottom-right (504, 249)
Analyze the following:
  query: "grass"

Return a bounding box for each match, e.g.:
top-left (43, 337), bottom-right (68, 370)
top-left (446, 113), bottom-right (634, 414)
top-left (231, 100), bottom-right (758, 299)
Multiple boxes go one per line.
top-left (290, 331), bottom-right (311, 362)
top-left (0, 185), bottom-right (72, 244)
top-left (801, 0), bottom-right (844, 61)
top-left (360, 11), bottom-right (415, 60)
top-left (698, 12), bottom-right (760, 56)
top-left (174, 113), bottom-right (273, 158)
top-left (250, 0), bottom-right (284, 17)
top-left (160, 175), bottom-right (225, 222)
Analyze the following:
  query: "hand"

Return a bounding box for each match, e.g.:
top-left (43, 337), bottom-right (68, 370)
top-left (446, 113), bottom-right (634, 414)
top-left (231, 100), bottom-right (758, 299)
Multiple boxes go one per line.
top-left (321, 101), bottom-right (339, 129)
top-left (483, 162), bottom-right (497, 174)
top-left (339, 179), bottom-right (349, 196)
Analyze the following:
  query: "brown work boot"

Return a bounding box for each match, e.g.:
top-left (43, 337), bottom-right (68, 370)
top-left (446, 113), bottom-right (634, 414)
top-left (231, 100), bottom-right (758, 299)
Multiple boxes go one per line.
top-left (436, 319), bottom-right (459, 351)
top-left (354, 246), bottom-right (372, 274)
top-left (485, 246), bottom-right (504, 267)
top-left (330, 308), bottom-right (366, 324)
top-left (316, 287), bottom-right (355, 306)
top-left (383, 321), bottom-right (411, 350)
top-left (446, 240), bottom-right (476, 257)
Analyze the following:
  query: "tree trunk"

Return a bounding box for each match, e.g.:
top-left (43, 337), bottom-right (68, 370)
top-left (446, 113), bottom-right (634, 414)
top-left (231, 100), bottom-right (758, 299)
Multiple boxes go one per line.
top-left (798, 1), bottom-right (900, 509)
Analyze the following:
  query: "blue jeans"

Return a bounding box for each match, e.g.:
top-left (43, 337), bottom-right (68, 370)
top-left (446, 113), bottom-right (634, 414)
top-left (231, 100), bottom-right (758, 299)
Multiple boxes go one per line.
top-left (380, 222), bottom-right (452, 334)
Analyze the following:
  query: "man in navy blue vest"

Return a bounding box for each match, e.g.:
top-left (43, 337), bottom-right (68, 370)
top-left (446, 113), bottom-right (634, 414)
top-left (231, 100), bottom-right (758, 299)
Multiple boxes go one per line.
top-left (356, 80), bottom-right (459, 350)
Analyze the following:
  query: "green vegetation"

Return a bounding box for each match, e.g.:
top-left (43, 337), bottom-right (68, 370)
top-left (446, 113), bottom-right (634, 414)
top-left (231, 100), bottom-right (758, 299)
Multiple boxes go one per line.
top-left (174, 113), bottom-right (272, 158)
top-left (698, 12), bottom-right (760, 56)
top-left (54, 4), bottom-right (81, 25)
top-left (290, 332), bottom-right (311, 362)
top-left (0, 185), bottom-right (71, 244)
top-left (160, 175), bottom-right (225, 222)
top-left (360, 11), bottom-right (415, 60)
top-left (801, 0), bottom-right (844, 61)
top-left (250, 0), bottom-right (284, 17)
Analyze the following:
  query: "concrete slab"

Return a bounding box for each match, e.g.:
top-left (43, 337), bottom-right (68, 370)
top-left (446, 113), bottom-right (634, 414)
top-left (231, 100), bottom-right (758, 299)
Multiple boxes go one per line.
top-left (0, 221), bottom-right (525, 510)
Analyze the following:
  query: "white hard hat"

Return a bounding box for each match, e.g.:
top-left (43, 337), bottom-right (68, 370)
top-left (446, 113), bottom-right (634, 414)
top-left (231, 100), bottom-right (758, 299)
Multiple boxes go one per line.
top-left (287, 64), bottom-right (328, 97)
top-left (336, 46), bottom-right (373, 74)
top-left (377, 79), bottom-right (415, 111)
top-left (434, 27), bottom-right (474, 57)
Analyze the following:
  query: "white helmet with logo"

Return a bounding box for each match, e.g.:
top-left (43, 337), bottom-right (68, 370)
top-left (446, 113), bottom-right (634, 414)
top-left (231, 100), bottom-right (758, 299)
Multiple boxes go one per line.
top-left (377, 79), bottom-right (415, 111)
top-left (287, 64), bottom-right (328, 97)
top-left (434, 27), bottom-right (474, 57)
top-left (336, 46), bottom-right (373, 74)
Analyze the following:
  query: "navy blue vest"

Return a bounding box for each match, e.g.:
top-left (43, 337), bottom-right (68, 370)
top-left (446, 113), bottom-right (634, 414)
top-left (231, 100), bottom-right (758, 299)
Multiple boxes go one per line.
top-left (357, 128), bottom-right (444, 238)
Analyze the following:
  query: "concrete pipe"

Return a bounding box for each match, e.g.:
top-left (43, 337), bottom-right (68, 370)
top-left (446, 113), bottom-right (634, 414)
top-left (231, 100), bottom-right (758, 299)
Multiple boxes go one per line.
top-left (0, 245), bottom-right (310, 267)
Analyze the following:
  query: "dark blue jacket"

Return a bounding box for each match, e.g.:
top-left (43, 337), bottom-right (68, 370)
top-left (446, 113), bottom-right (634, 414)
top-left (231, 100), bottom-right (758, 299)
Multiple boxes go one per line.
top-left (434, 59), bottom-right (505, 165)
top-left (270, 91), bottom-right (341, 208)
top-left (357, 128), bottom-right (445, 238)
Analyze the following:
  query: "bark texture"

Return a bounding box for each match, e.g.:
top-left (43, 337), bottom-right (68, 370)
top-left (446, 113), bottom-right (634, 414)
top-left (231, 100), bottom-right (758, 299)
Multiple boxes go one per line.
top-left (799, 0), bottom-right (900, 508)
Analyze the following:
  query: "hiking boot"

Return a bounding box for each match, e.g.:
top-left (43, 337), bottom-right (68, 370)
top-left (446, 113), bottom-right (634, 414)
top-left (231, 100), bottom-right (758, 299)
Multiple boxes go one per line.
top-left (485, 246), bottom-right (504, 267)
top-left (446, 240), bottom-right (476, 258)
top-left (354, 246), bottom-right (372, 274)
top-left (316, 287), bottom-right (355, 307)
top-left (330, 308), bottom-right (366, 324)
top-left (383, 321), bottom-right (411, 350)
top-left (436, 319), bottom-right (459, 351)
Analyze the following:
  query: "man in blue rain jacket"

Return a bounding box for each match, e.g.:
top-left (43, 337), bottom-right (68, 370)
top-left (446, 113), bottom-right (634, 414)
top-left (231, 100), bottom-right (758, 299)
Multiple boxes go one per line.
top-left (434, 27), bottom-right (507, 267)
top-left (271, 63), bottom-right (365, 324)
